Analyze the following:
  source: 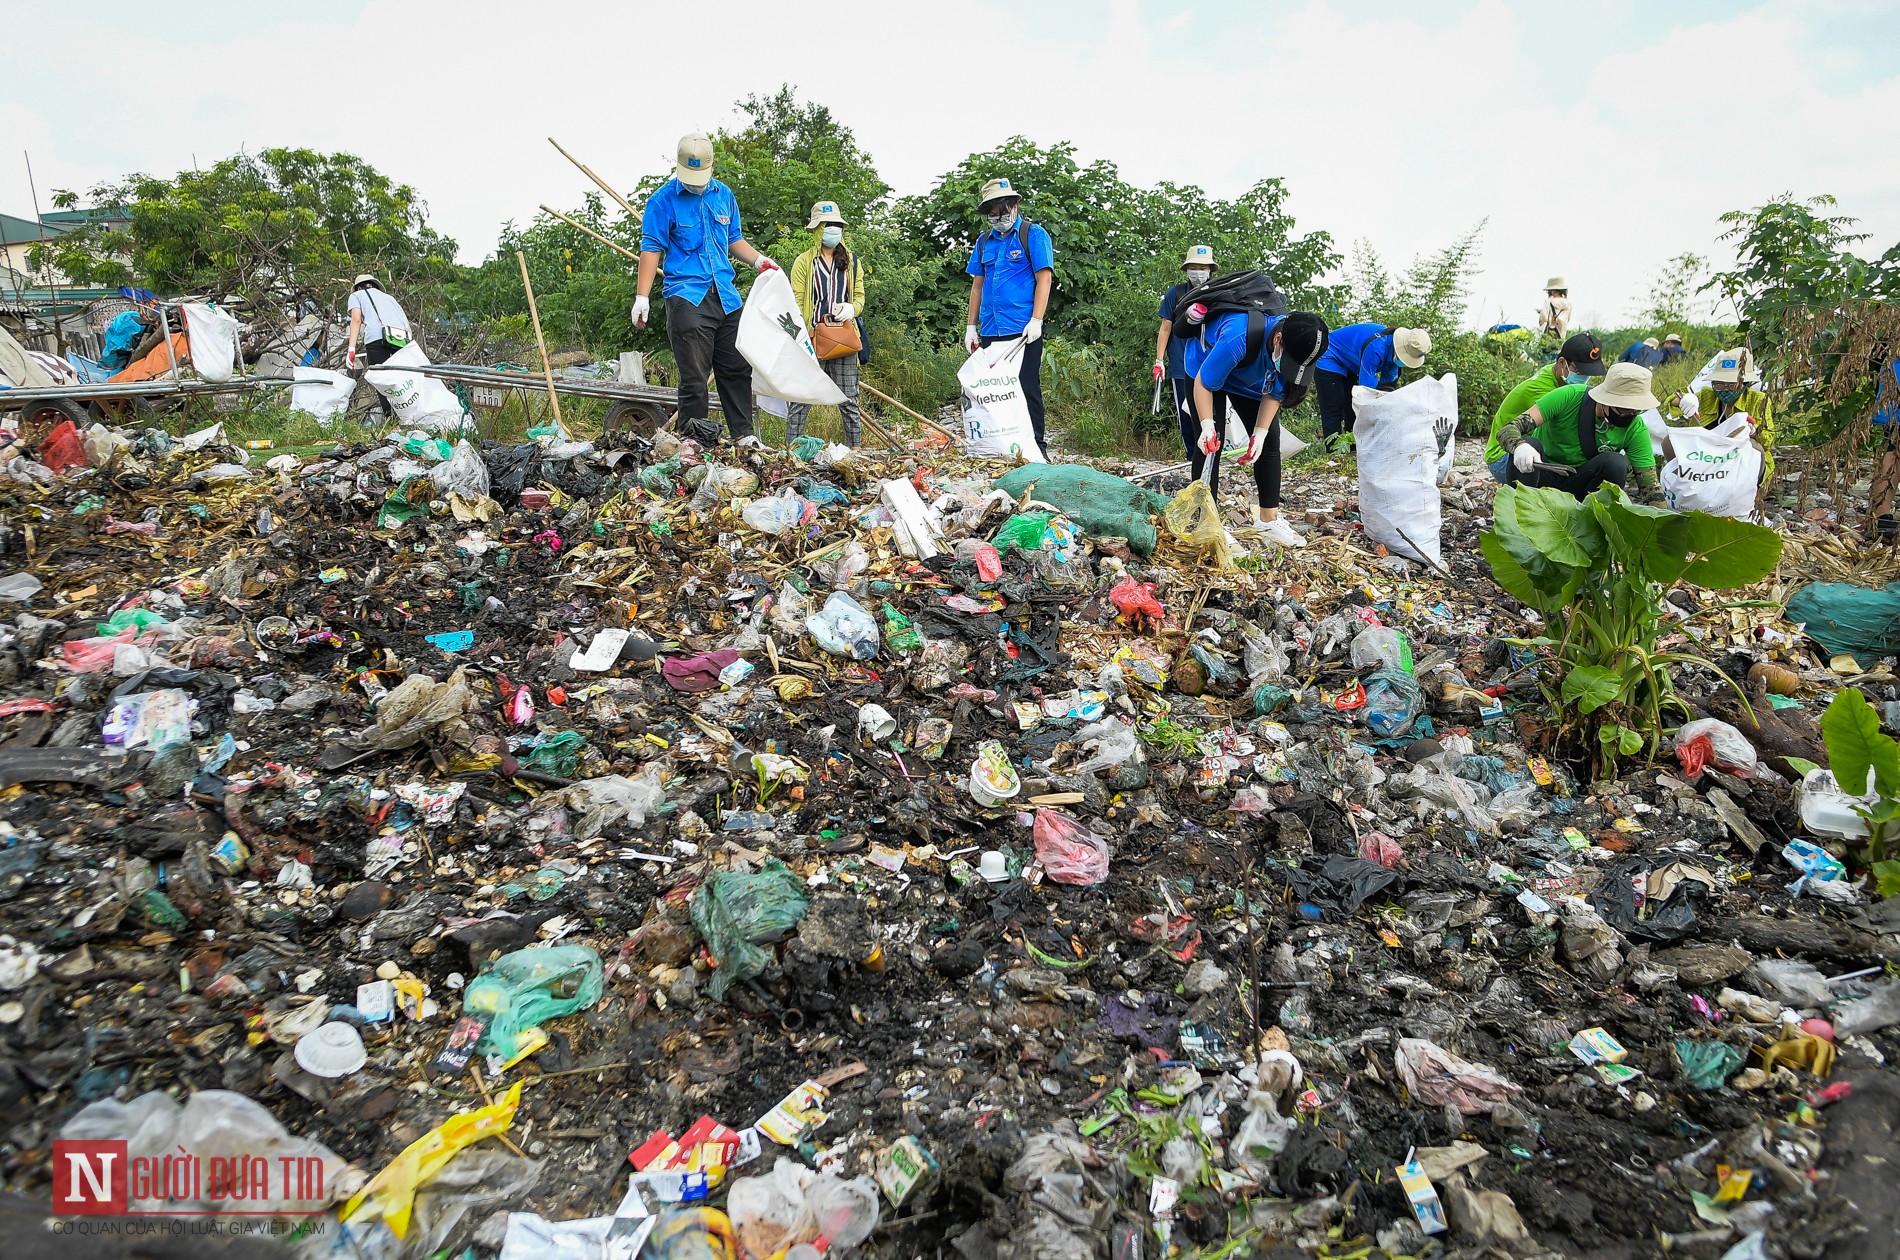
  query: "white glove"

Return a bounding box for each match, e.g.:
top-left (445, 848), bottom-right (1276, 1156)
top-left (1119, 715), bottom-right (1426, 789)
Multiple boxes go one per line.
top-left (964, 324), bottom-right (980, 353)
top-left (1238, 426), bottom-right (1270, 465)
top-left (631, 296), bottom-right (650, 329)
top-left (1678, 391), bottom-right (1699, 419)
top-left (833, 302), bottom-right (855, 322)
top-left (1197, 418), bottom-right (1219, 455)
top-left (1024, 318), bottom-right (1044, 343)
top-left (1512, 442), bottom-right (1539, 475)
top-left (753, 255), bottom-right (780, 273)
top-left (345, 348), bottom-right (358, 370)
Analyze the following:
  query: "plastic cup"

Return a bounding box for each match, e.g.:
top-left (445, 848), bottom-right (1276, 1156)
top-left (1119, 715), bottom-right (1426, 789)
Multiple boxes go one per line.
top-left (978, 851), bottom-right (1009, 883)
top-left (294, 1021), bottom-right (367, 1078)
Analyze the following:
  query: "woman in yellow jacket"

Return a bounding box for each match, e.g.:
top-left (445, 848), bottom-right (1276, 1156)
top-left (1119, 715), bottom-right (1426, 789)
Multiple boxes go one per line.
top-left (1695, 347), bottom-right (1777, 478)
top-left (785, 200), bottom-right (866, 446)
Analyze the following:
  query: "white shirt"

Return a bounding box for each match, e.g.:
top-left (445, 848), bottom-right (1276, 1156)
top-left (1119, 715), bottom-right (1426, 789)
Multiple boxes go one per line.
top-left (349, 288), bottom-right (410, 343)
top-left (1537, 296), bottom-right (1571, 339)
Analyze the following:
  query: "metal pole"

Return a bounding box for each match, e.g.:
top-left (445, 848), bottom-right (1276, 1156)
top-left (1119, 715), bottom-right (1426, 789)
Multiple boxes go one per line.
top-left (23, 150), bottom-right (64, 357)
top-left (515, 250), bottom-right (563, 429)
top-left (156, 304), bottom-right (183, 381)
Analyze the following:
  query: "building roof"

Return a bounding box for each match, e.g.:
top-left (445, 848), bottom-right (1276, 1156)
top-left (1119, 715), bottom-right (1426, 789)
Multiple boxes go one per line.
top-left (0, 213), bottom-right (59, 244)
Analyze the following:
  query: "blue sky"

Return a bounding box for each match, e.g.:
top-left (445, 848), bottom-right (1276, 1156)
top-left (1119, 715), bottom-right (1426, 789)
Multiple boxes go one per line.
top-left (5, 0), bottom-right (1897, 328)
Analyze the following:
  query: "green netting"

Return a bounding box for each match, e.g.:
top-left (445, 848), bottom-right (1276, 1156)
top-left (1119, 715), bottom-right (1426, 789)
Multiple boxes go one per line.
top-left (1784, 582), bottom-right (1900, 661)
top-left (993, 464), bottom-right (1168, 557)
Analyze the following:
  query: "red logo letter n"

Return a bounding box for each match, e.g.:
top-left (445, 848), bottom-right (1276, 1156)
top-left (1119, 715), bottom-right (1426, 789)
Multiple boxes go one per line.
top-left (53, 1140), bottom-right (127, 1215)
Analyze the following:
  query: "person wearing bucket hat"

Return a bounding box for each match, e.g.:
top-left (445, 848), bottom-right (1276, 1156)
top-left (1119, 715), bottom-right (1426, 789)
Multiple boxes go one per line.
top-left (1619, 336), bottom-right (1664, 368)
top-left (1695, 346), bottom-right (1777, 478)
top-left (1660, 332), bottom-right (1686, 365)
top-left (344, 274), bottom-right (413, 373)
top-left (1182, 305), bottom-right (1330, 545)
top-left (635, 133), bottom-right (781, 443)
top-left (1493, 362), bottom-right (1664, 503)
top-left (1536, 276), bottom-right (1571, 343)
top-left (1155, 245), bottom-right (1218, 464)
top-left (1484, 331), bottom-right (1606, 479)
top-left (1311, 323), bottom-right (1431, 452)
top-left (785, 200), bottom-right (867, 446)
top-left (965, 176), bottom-right (1056, 450)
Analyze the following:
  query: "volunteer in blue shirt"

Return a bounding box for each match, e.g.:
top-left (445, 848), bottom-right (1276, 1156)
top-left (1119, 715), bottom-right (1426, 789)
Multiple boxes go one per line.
top-left (1155, 245), bottom-right (1216, 466)
top-left (1312, 323), bottom-right (1430, 451)
top-left (1181, 303), bottom-right (1330, 548)
top-left (963, 177), bottom-right (1055, 452)
top-left (1872, 355), bottom-right (1899, 540)
top-left (632, 133), bottom-right (781, 444)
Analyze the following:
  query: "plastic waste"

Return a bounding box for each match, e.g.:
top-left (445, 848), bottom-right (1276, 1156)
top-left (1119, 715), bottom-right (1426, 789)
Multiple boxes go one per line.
top-left (1748, 959), bottom-right (1833, 1008)
top-left (1798, 768), bottom-right (1872, 840)
top-left (742, 491), bottom-right (814, 536)
top-left (342, 1082), bottom-right (525, 1239)
top-left (428, 439), bottom-right (492, 500)
top-left (350, 668), bottom-right (471, 751)
top-left (1783, 836), bottom-right (1850, 894)
top-left (1363, 667), bottom-right (1423, 738)
top-left (1161, 479), bottom-right (1236, 570)
top-left (1032, 809), bottom-right (1111, 886)
top-left (532, 768), bottom-right (666, 839)
top-left (968, 740), bottom-right (1021, 807)
top-left (726, 1161), bottom-right (879, 1257)
top-left (648, 1207), bottom-right (739, 1260)
top-left (0, 572), bottom-right (42, 602)
top-left (993, 511), bottom-right (1056, 551)
top-left (1674, 1039), bottom-right (1745, 1090)
top-left (806, 592), bottom-right (880, 660)
top-left (1350, 626), bottom-right (1413, 673)
top-left (102, 688), bottom-right (193, 751)
top-left (1674, 718), bottom-right (1758, 778)
top-left (463, 947), bottom-right (604, 1058)
top-left (1108, 577), bottom-right (1165, 629)
top-left (1832, 981), bottom-right (1900, 1037)
top-left (1073, 718), bottom-right (1143, 777)
top-left (691, 861), bottom-right (813, 1001)
top-left (1393, 1038), bottom-right (1522, 1114)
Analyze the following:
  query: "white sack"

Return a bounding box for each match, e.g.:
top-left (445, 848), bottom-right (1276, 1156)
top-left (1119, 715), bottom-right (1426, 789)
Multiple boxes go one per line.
top-left (1661, 416), bottom-right (1761, 518)
top-left (365, 341), bottom-right (470, 431)
top-left (180, 303), bottom-right (240, 383)
top-left (290, 367), bottom-right (355, 422)
top-left (956, 338), bottom-right (1045, 462)
top-left (736, 269), bottom-right (845, 406)
top-left (1353, 373), bottom-right (1457, 568)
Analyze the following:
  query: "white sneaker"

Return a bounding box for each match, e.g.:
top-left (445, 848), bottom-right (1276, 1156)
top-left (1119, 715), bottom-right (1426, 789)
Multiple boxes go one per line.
top-left (1257, 516), bottom-right (1306, 548)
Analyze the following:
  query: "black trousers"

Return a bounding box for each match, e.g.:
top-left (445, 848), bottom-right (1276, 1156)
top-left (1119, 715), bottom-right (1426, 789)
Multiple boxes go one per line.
top-left (1513, 440), bottom-right (1631, 499)
top-left (1315, 370), bottom-right (1354, 441)
top-left (1230, 393), bottom-right (1284, 510)
top-left (666, 290), bottom-right (754, 439)
top-left (980, 333), bottom-right (1044, 452)
top-left (363, 338), bottom-right (398, 366)
top-left (1176, 380), bottom-right (1227, 495)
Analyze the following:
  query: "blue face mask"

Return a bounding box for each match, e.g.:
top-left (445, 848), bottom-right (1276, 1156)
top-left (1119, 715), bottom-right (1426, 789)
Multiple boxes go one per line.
top-left (1272, 354), bottom-right (1283, 374)
top-left (1566, 372), bottom-right (1588, 386)
top-left (820, 226), bottom-right (842, 247)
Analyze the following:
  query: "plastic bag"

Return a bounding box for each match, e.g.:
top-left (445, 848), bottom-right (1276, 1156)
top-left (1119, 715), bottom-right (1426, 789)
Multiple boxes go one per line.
top-left (1074, 718), bottom-right (1143, 777)
top-left (742, 491), bottom-right (813, 536)
top-left (180, 303), bottom-right (240, 382)
top-left (463, 948), bottom-right (603, 1058)
top-left (342, 1082), bottom-right (524, 1239)
top-left (1662, 418), bottom-right (1762, 518)
top-left (0, 572), bottom-right (42, 602)
top-left (1748, 959), bottom-right (1833, 1008)
top-left (957, 339), bottom-right (1043, 461)
top-left (1032, 809), bottom-right (1111, 886)
top-left (737, 269), bottom-right (846, 406)
top-left (1162, 480), bottom-right (1235, 571)
top-left (1353, 374), bottom-right (1456, 567)
top-left (1673, 1038), bottom-right (1745, 1090)
top-left (291, 365), bottom-right (355, 421)
top-left (38, 420), bottom-right (89, 475)
top-left (365, 342), bottom-right (470, 431)
top-left (1394, 1037), bottom-right (1521, 1114)
top-left (535, 767), bottom-right (667, 839)
top-left (1784, 581), bottom-right (1900, 661)
top-left (429, 440), bottom-right (492, 500)
top-left (1675, 718), bottom-right (1758, 778)
top-left (1241, 624), bottom-right (1289, 684)
top-left (727, 1160), bottom-right (879, 1258)
top-left (994, 464), bottom-right (1170, 557)
top-left (1108, 577), bottom-right (1165, 629)
top-left (690, 860), bottom-right (813, 1001)
top-left (350, 668), bottom-right (471, 751)
top-left (102, 688), bottom-right (193, 751)
top-left (770, 582), bottom-right (811, 638)
top-left (806, 592), bottom-right (881, 660)
top-left (994, 511), bottom-right (1056, 551)
top-left (1363, 668), bottom-right (1423, 738)
top-left (1350, 626), bottom-right (1413, 673)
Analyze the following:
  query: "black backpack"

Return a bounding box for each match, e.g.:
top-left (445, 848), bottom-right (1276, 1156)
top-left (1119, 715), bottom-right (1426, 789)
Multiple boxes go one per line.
top-left (1169, 269), bottom-right (1289, 369)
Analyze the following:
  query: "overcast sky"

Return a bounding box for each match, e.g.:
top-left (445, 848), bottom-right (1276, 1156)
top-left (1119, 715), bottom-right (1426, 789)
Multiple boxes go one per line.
top-left (5, 0), bottom-right (1897, 331)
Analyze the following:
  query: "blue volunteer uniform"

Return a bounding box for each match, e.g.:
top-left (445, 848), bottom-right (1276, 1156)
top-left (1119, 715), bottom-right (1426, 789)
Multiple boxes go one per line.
top-left (1187, 311), bottom-right (1285, 400)
top-left (640, 178), bottom-right (746, 313)
top-left (1157, 284), bottom-right (1192, 379)
top-left (1316, 322), bottom-right (1399, 388)
top-left (965, 223), bottom-right (1055, 337)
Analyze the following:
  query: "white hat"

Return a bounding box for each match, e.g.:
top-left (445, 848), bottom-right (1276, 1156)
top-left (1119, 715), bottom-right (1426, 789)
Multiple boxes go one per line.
top-left (977, 177), bottom-right (1020, 208)
top-left (1663, 332), bottom-right (1683, 344)
top-left (1588, 362), bottom-right (1660, 412)
top-left (352, 274), bottom-right (380, 290)
top-left (1182, 245), bottom-right (1215, 269)
top-left (675, 134), bottom-right (715, 188)
top-left (1642, 337), bottom-right (1659, 349)
top-left (1545, 276), bottom-right (1567, 290)
top-left (806, 200), bottom-right (846, 229)
top-left (1392, 327), bottom-right (1431, 368)
top-left (1710, 347), bottom-right (1761, 385)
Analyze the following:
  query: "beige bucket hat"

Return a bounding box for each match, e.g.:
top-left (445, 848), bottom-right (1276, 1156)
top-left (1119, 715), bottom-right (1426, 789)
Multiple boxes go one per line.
top-left (1589, 362), bottom-right (1660, 412)
top-left (806, 200), bottom-right (846, 229)
top-left (977, 177), bottom-right (1021, 209)
top-left (1710, 348), bottom-right (1761, 385)
top-left (1545, 275), bottom-right (1568, 290)
top-left (1393, 327), bottom-right (1432, 368)
top-left (1182, 244), bottom-right (1215, 269)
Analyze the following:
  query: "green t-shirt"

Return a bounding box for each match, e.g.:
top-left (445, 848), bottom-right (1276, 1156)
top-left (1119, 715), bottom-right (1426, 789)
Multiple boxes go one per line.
top-left (1526, 384), bottom-right (1656, 469)
top-left (1485, 365), bottom-right (1558, 462)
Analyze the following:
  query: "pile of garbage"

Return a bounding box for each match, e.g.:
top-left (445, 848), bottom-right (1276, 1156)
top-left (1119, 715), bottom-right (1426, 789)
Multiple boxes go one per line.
top-left (1, 406), bottom-right (1899, 1260)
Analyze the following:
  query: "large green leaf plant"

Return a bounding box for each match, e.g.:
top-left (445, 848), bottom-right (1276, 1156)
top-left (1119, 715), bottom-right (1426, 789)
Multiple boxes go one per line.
top-left (1481, 484), bottom-right (1783, 774)
top-left (1816, 688), bottom-right (1900, 895)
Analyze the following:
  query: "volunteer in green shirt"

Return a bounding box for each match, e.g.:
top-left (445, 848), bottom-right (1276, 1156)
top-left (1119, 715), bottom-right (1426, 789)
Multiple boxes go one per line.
top-left (1485, 332), bottom-right (1605, 481)
top-left (1493, 362), bottom-right (1664, 504)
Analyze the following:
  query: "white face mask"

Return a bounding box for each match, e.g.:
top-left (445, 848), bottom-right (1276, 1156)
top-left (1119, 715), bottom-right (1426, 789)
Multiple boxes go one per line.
top-left (987, 207), bottom-right (1018, 232)
top-left (1185, 268), bottom-right (1212, 285)
top-left (820, 226), bottom-right (842, 247)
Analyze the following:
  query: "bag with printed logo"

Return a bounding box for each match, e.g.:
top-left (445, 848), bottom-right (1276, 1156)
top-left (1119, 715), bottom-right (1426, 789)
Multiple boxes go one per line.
top-left (957, 339), bottom-right (1044, 462)
top-left (1353, 373), bottom-right (1458, 568)
top-left (738, 269), bottom-right (847, 406)
top-left (1662, 416), bottom-right (1760, 518)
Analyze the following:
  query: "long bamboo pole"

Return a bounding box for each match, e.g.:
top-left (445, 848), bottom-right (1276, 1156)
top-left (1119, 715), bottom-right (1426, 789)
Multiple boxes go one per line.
top-left (538, 205), bottom-right (640, 262)
top-left (548, 138), bottom-right (640, 218)
top-left (858, 381), bottom-right (961, 441)
top-left (515, 250), bottom-right (563, 428)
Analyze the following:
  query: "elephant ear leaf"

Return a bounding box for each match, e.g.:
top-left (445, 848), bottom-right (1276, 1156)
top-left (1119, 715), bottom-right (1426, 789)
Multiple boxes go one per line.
top-left (1512, 486), bottom-right (1605, 569)
top-left (1561, 664), bottom-right (1621, 714)
top-left (1678, 510), bottom-right (1783, 589)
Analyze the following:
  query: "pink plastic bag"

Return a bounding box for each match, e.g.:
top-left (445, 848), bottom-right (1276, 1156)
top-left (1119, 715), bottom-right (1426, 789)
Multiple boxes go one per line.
top-left (1358, 830), bottom-right (1404, 870)
top-left (1032, 808), bottom-right (1110, 886)
top-left (1109, 578), bottom-right (1164, 630)
top-left (1675, 718), bottom-right (1758, 778)
top-left (61, 627), bottom-right (137, 674)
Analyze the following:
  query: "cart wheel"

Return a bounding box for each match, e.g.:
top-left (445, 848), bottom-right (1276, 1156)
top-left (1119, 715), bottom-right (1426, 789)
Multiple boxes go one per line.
top-left (12, 397), bottom-right (86, 446)
top-left (602, 400), bottom-right (668, 438)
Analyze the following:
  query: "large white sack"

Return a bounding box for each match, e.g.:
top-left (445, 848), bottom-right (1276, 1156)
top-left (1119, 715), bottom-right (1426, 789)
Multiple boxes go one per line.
top-left (365, 341), bottom-right (469, 431)
top-left (956, 338), bottom-right (1044, 462)
top-left (290, 366), bottom-right (355, 422)
top-left (1353, 373), bottom-right (1457, 568)
top-left (180, 303), bottom-right (240, 383)
top-left (1662, 416), bottom-right (1761, 518)
top-left (736, 269), bottom-right (845, 406)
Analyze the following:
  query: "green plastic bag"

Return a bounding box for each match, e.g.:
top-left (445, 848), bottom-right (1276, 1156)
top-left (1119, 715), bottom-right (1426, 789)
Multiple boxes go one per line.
top-left (690, 860), bottom-right (812, 1001)
top-left (993, 464), bottom-right (1169, 557)
top-left (789, 435), bottom-right (828, 462)
top-left (1674, 1037), bottom-right (1744, 1089)
top-left (882, 603), bottom-right (922, 652)
top-left (464, 945), bottom-right (604, 1057)
top-left (1784, 581), bottom-right (1900, 661)
top-left (523, 730), bottom-right (587, 777)
top-left (403, 435), bottom-right (454, 462)
top-left (378, 477), bottom-right (429, 530)
top-left (97, 609), bottom-right (171, 637)
top-left (993, 512), bottom-right (1055, 551)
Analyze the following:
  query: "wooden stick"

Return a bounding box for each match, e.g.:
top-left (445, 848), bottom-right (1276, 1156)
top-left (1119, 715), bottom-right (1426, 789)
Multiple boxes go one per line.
top-left (859, 381), bottom-right (962, 441)
top-left (548, 137), bottom-right (639, 219)
top-left (538, 205), bottom-right (640, 262)
top-left (515, 250), bottom-right (564, 429)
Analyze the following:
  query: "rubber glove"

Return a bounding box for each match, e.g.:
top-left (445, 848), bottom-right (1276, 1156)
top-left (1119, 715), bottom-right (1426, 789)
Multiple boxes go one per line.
top-left (631, 296), bottom-right (650, 329)
top-left (753, 255), bottom-right (780, 273)
top-left (1024, 318), bottom-right (1043, 343)
top-left (1678, 391), bottom-right (1699, 419)
top-left (834, 302), bottom-right (855, 322)
top-left (1237, 426), bottom-right (1270, 465)
top-left (1153, 361), bottom-right (1165, 383)
top-left (1512, 442), bottom-right (1539, 475)
top-left (963, 324), bottom-right (980, 353)
top-left (345, 348), bottom-right (358, 370)
top-left (1198, 418), bottom-right (1219, 454)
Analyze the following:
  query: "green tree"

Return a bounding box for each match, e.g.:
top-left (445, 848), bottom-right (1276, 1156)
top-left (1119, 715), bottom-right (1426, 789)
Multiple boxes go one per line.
top-left (41, 149), bottom-right (457, 319)
top-left (715, 85), bottom-right (893, 255)
top-left (1637, 251), bottom-right (1710, 329)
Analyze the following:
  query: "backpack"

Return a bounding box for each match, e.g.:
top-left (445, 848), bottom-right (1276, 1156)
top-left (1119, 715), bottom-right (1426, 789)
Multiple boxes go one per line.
top-left (1168, 269), bottom-right (1289, 369)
